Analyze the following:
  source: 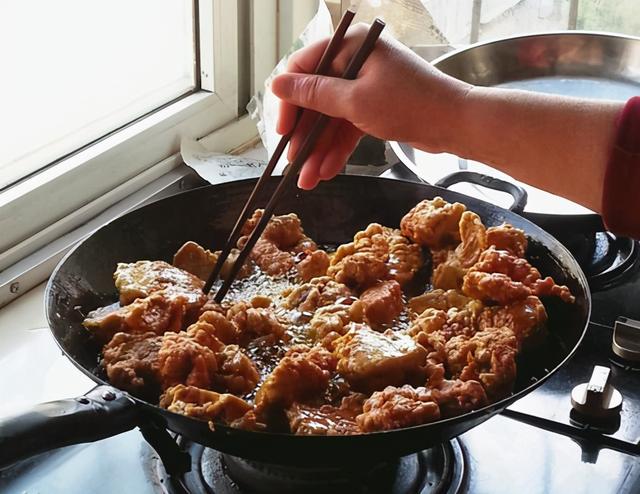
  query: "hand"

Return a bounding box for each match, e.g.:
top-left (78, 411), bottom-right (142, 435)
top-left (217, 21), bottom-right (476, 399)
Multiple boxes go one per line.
top-left (272, 23), bottom-right (471, 189)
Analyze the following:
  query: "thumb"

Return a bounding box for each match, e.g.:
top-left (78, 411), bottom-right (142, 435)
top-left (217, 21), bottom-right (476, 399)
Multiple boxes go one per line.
top-left (271, 73), bottom-right (355, 120)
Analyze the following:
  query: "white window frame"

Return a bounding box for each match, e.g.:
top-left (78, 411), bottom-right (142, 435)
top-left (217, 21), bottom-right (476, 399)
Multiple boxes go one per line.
top-left (0, 0), bottom-right (311, 309)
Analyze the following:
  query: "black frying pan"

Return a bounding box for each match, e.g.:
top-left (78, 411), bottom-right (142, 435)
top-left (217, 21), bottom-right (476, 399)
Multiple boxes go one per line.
top-left (0, 175), bottom-right (590, 469)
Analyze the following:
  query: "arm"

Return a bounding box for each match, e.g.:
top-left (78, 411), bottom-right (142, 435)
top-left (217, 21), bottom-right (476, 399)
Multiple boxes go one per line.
top-left (272, 24), bottom-right (623, 215)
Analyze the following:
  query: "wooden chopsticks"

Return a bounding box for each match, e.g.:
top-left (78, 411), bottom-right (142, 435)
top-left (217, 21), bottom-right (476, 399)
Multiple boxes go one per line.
top-left (206, 16), bottom-right (386, 303)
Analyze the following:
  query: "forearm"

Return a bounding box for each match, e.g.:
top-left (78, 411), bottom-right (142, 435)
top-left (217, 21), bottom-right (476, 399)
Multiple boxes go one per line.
top-left (442, 86), bottom-right (623, 213)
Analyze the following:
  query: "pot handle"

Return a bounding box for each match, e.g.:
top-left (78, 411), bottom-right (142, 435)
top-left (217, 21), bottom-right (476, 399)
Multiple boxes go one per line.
top-left (0, 385), bottom-right (139, 469)
top-left (435, 171), bottom-right (528, 213)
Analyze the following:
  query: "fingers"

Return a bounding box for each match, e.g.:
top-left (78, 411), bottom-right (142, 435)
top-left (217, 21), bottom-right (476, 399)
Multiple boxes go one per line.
top-left (272, 73), bottom-right (355, 121)
top-left (318, 121), bottom-right (363, 180)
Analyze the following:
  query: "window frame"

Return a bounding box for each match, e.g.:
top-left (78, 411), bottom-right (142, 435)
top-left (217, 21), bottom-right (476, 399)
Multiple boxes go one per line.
top-left (0, 0), bottom-right (263, 271)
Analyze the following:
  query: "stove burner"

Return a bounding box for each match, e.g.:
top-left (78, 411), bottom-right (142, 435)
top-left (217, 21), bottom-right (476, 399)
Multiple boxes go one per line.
top-left (154, 439), bottom-right (465, 494)
top-left (560, 232), bottom-right (638, 290)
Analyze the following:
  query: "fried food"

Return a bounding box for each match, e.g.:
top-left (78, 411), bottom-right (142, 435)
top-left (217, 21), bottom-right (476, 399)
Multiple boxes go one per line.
top-left (160, 384), bottom-right (252, 424)
top-left (83, 291), bottom-right (189, 344)
top-left (173, 241), bottom-right (252, 281)
top-left (158, 332), bottom-right (219, 390)
top-left (478, 295), bottom-right (547, 349)
top-left (486, 223), bottom-right (527, 257)
top-left (287, 393), bottom-right (366, 435)
top-left (254, 346), bottom-right (336, 420)
top-left (283, 276), bottom-right (354, 314)
top-left (226, 300), bottom-right (287, 344)
top-left (296, 249), bottom-right (330, 281)
top-left (408, 289), bottom-right (480, 316)
top-left (360, 280), bottom-right (404, 328)
top-left (114, 260), bottom-right (206, 310)
top-left (384, 227), bottom-right (423, 286)
top-left (333, 324), bottom-right (427, 393)
top-left (400, 197), bottom-right (466, 249)
top-left (445, 327), bottom-right (518, 399)
top-left (463, 247), bottom-right (574, 304)
top-left (432, 211), bottom-right (487, 290)
top-left (431, 378), bottom-right (488, 417)
top-left (357, 385), bottom-right (441, 432)
top-left (102, 332), bottom-right (162, 398)
top-left (215, 344), bottom-right (260, 395)
top-left (308, 300), bottom-right (365, 344)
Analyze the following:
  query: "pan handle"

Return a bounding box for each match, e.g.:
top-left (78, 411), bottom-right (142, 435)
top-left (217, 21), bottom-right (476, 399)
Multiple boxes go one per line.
top-left (435, 171), bottom-right (528, 213)
top-left (0, 385), bottom-right (139, 469)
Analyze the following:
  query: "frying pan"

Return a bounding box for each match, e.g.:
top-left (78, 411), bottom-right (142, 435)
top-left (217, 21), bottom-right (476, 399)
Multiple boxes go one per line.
top-left (0, 175), bottom-right (590, 469)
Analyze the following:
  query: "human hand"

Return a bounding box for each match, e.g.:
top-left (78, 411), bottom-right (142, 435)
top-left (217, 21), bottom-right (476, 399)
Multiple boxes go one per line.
top-left (272, 23), bottom-right (471, 189)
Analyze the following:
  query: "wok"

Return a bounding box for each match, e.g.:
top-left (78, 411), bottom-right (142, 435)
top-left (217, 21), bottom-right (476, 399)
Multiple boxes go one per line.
top-left (0, 175), bottom-right (590, 469)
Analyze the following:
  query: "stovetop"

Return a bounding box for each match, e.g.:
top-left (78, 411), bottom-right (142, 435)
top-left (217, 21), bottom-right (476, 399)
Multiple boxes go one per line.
top-left (2, 164), bottom-right (640, 493)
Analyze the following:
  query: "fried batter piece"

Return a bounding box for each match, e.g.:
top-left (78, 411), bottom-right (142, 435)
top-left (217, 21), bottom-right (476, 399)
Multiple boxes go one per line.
top-left (463, 248), bottom-right (574, 304)
top-left (173, 241), bottom-right (252, 281)
top-left (409, 305), bottom-right (481, 344)
top-left (308, 300), bottom-right (365, 344)
top-left (400, 197), bottom-right (466, 249)
top-left (432, 212), bottom-right (487, 290)
top-left (84, 291), bottom-right (191, 344)
top-left (445, 327), bottom-right (518, 398)
top-left (195, 310), bottom-right (240, 345)
top-left (254, 346), bottom-right (336, 421)
top-left (431, 378), bottom-right (488, 418)
top-left (408, 289), bottom-right (481, 316)
top-left (357, 385), bottom-right (441, 432)
top-left (328, 224), bottom-right (390, 290)
top-left (114, 260), bottom-right (206, 310)
top-left (478, 295), bottom-right (548, 349)
top-left (287, 393), bottom-right (366, 435)
top-left (360, 280), bottom-right (404, 328)
top-left (238, 210), bottom-right (318, 277)
top-left (296, 249), bottom-right (330, 281)
top-left (215, 344), bottom-right (260, 395)
top-left (102, 332), bottom-right (162, 399)
top-left (486, 223), bottom-right (528, 257)
top-left (333, 324), bottom-right (427, 393)
top-left (283, 276), bottom-right (354, 314)
top-left (383, 227), bottom-right (423, 286)
top-left (160, 384), bottom-right (252, 424)
top-left (158, 332), bottom-right (219, 390)
top-left (226, 300), bottom-right (287, 344)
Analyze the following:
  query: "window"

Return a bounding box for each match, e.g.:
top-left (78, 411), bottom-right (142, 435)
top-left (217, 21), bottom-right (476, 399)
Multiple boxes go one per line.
top-left (0, 1), bottom-right (275, 277)
top-left (0, 0), bottom-right (196, 190)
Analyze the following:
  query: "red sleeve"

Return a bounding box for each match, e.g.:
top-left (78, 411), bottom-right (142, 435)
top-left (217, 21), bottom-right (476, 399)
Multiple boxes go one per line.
top-left (602, 96), bottom-right (640, 238)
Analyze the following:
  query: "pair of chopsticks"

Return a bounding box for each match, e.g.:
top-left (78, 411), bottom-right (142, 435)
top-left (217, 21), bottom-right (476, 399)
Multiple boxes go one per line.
top-left (204, 11), bottom-right (385, 302)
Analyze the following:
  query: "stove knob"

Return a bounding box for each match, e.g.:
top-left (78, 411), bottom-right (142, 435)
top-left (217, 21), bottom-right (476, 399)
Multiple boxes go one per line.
top-left (612, 317), bottom-right (640, 362)
top-left (571, 365), bottom-right (622, 420)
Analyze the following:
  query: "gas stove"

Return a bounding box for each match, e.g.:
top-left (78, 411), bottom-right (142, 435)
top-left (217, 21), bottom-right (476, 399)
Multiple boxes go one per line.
top-left (1, 164), bottom-right (640, 494)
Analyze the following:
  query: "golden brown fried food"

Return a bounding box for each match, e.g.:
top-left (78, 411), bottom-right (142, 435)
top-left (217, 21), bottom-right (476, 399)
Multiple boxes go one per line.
top-left (432, 212), bottom-right (487, 290)
top-left (287, 393), bottom-right (366, 435)
top-left (357, 385), bottom-right (441, 432)
top-left (409, 305), bottom-right (480, 344)
top-left (409, 289), bottom-right (481, 316)
top-left (360, 280), bottom-right (404, 328)
top-left (173, 241), bottom-right (252, 281)
top-left (486, 223), bottom-right (528, 257)
top-left (431, 378), bottom-right (488, 417)
top-left (247, 238), bottom-right (295, 276)
top-left (226, 300), bottom-right (287, 345)
top-left (296, 249), bottom-right (330, 281)
top-left (445, 327), bottom-right (518, 399)
top-left (400, 197), bottom-right (466, 249)
top-left (158, 332), bottom-right (219, 390)
top-left (84, 291), bottom-right (189, 344)
top-left (463, 248), bottom-right (574, 304)
top-left (309, 300), bottom-right (365, 344)
top-left (215, 344), bottom-right (260, 395)
top-left (160, 384), bottom-right (252, 423)
top-left (383, 227), bottom-right (423, 286)
top-left (254, 346), bottom-right (335, 421)
top-left (102, 332), bottom-right (162, 398)
top-left (114, 260), bottom-right (206, 309)
top-left (283, 276), bottom-right (354, 314)
top-left (333, 324), bottom-right (427, 393)
top-left (195, 310), bottom-right (240, 345)
top-left (328, 224), bottom-right (390, 290)
top-left (478, 295), bottom-right (547, 349)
